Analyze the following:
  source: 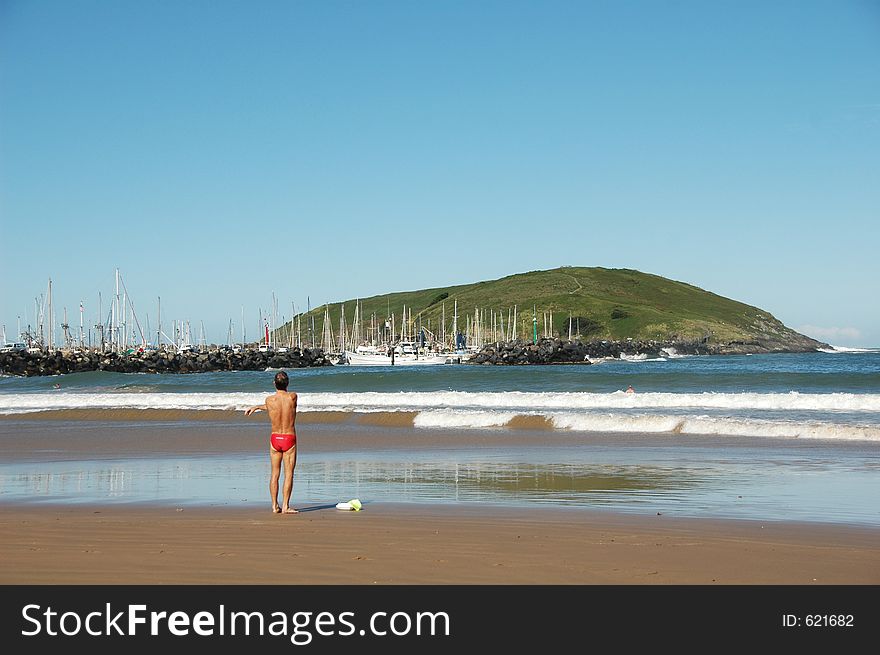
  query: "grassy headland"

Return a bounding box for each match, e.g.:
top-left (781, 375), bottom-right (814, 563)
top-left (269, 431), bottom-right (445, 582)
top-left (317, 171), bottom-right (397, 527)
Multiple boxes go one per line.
top-left (280, 267), bottom-right (825, 354)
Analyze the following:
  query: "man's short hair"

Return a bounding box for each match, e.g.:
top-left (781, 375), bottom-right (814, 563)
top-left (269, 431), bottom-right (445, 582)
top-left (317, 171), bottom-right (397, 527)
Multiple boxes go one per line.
top-left (274, 371), bottom-right (289, 390)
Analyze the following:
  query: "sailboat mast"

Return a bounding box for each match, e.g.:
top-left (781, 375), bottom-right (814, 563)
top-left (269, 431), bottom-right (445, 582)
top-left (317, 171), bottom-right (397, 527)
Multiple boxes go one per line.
top-left (47, 278), bottom-right (53, 351)
top-left (122, 289), bottom-right (128, 351)
top-left (338, 304), bottom-right (345, 354)
top-left (97, 292), bottom-right (103, 350)
top-left (271, 292), bottom-right (277, 349)
top-left (61, 306), bottom-right (68, 349)
top-left (307, 296), bottom-right (314, 348)
top-left (452, 300), bottom-right (458, 349)
top-left (113, 269), bottom-right (119, 352)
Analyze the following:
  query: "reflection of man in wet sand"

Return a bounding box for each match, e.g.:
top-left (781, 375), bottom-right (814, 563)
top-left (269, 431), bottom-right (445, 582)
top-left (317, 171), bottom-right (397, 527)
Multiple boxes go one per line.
top-left (245, 371), bottom-right (298, 514)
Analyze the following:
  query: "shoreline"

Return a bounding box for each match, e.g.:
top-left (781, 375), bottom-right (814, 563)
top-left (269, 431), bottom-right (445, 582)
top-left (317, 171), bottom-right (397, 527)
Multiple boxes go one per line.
top-left (2, 501), bottom-right (877, 584)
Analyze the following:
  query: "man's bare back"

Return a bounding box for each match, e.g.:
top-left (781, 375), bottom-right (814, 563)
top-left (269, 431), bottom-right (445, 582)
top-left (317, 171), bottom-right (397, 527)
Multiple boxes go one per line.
top-left (245, 370), bottom-right (299, 514)
top-left (255, 390), bottom-right (298, 434)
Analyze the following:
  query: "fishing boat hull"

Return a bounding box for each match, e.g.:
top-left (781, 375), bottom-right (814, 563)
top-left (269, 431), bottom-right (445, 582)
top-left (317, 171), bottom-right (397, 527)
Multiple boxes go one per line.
top-left (341, 351), bottom-right (450, 366)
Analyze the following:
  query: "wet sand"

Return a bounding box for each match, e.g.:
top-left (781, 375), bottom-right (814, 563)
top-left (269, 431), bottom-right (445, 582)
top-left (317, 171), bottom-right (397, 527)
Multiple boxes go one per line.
top-left (4, 412), bottom-right (877, 461)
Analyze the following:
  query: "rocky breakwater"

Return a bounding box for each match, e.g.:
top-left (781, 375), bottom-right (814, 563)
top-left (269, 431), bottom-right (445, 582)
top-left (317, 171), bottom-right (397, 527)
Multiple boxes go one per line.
top-left (468, 337), bottom-right (721, 365)
top-left (0, 347), bottom-right (333, 377)
top-left (468, 338), bottom-right (600, 365)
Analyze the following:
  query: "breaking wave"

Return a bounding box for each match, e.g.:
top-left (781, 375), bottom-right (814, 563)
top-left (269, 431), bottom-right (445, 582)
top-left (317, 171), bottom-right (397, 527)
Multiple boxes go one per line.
top-left (1, 390), bottom-right (879, 442)
top-left (3, 390), bottom-right (880, 414)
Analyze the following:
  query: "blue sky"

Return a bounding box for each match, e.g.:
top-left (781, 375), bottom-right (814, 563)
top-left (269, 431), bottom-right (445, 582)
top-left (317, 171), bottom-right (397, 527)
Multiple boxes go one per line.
top-left (1, 0), bottom-right (878, 346)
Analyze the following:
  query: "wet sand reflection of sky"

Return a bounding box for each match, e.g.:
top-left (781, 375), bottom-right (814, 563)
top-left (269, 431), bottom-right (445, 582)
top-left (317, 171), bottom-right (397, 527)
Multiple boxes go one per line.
top-left (1, 449), bottom-right (878, 526)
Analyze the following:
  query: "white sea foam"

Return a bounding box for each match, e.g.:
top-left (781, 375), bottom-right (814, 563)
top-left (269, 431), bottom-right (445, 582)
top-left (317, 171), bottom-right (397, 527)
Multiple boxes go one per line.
top-left (276, 390), bottom-right (880, 413)
top-left (819, 346), bottom-right (879, 354)
top-left (317, 390), bottom-right (880, 413)
top-left (550, 413), bottom-right (685, 433)
top-left (617, 353), bottom-right (667, 362)
top-left (409, 409), bottom-right (880, 441)
top-left (0, 392), bottom-right (263, 414)
top-left (678, 417), bottom-right (880, 441)
top-left (550, 412), bottom-right (880, 441)
top-left (2, 343), bottom-right (876, 451)
top-left (413, 410), bottom-right (516, 429)
top-left (3, 390), bottom-right (880, 414)
top-left (660, 347), bottom-right (690, 359)
top-left (2, 390), bottom-right (879, 441)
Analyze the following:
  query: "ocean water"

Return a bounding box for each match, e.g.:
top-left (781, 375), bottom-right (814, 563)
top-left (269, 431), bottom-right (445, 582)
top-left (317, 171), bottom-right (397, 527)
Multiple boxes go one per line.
top-left (2, 350), bottom-right (879, 442)
top-left (1, 350), bottom-right (879, 524)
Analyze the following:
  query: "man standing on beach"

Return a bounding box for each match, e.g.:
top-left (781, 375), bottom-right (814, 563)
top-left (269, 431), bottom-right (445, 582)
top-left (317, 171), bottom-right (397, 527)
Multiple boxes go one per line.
top-left (245, 370), bottom-right (298, 514)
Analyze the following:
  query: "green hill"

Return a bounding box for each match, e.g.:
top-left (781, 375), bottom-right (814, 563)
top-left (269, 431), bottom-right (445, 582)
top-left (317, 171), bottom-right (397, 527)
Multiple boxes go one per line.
top-left (277, 267), bottom-right (825, 353)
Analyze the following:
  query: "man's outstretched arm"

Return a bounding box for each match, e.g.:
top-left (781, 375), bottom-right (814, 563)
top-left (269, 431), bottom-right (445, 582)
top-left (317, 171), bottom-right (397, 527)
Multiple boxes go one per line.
top-left (244, 403), bottom-right (268, 416)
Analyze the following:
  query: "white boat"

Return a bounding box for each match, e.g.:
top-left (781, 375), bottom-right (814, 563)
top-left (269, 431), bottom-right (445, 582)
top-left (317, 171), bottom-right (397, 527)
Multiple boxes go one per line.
top-left (342, 341), bottom-right (450, 366)
top-left (342, 351), bottom-right (450, 366)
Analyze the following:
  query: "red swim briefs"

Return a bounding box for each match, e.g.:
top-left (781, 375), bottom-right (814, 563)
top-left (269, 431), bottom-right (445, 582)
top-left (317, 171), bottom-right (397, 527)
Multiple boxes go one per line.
top-left (270, 432), bottom-right (296, 452)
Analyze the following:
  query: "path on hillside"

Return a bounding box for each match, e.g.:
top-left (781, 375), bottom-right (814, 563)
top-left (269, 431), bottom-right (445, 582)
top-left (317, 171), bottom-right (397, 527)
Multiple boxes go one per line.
top-left (561, 273), bottom-right (583, 295)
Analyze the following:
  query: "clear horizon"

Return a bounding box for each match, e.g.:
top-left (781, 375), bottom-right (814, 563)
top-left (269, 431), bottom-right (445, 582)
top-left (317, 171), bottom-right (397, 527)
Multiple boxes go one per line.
top-left (2, 1), bottom-right (878, 347)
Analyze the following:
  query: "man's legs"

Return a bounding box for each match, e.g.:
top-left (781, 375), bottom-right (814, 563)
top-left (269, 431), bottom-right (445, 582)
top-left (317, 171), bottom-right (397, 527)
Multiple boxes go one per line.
top-left (269, 447), bottom-right (283, 513)
top-left (281, 446), bottom-right (297, 514)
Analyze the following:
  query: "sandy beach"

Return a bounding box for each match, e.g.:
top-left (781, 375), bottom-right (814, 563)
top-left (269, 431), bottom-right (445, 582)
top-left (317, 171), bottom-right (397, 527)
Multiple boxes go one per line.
top-left (2, 502), bottom-right (878, 585)
top-left (1, 413), bottom-right (879, 584)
